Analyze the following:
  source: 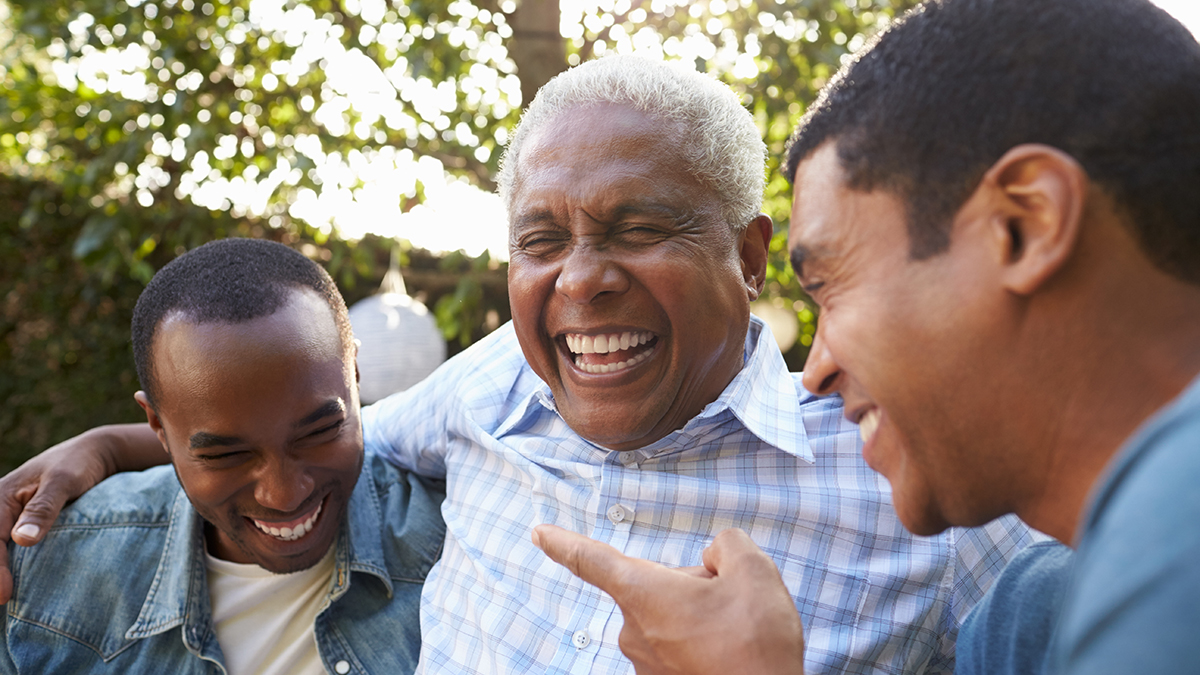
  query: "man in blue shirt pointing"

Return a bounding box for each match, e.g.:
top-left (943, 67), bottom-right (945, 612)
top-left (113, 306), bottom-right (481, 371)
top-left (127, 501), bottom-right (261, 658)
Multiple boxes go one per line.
top-left (531, 1), bottom-right (1200, 674)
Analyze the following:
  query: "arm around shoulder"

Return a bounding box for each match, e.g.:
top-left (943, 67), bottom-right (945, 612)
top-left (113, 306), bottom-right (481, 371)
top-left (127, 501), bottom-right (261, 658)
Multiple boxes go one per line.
top-left (0, 423), bottom-right (166, 603)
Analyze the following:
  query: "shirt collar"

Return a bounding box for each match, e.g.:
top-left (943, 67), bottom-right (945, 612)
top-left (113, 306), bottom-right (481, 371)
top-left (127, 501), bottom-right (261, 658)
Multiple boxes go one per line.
top-left (126, 459), bottom-right (392, 638)
top-left (672, 316), bottom-right (812, 461)
top-left (501, 316), bottom-right (813, 462)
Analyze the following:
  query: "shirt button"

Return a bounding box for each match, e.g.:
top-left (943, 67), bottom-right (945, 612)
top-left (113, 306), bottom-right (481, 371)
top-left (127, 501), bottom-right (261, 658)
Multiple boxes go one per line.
top-left (606, 504), bottom-right (633, 524)
top-left (335, 660), bottom-right (351, 674)
top-left (572, 630), bottom-right (591, 649)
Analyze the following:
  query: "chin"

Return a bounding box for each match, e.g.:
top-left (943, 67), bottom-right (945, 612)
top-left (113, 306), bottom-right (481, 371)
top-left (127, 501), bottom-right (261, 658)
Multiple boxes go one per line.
top-left (891, 489), bottom-right (955, 536)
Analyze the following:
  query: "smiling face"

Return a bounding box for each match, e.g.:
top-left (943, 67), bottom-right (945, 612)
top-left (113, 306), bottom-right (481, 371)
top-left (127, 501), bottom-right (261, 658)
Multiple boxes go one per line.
top-left (507, 104), bottom-right (768, 451)
top-left (137, 288), bottom-right (363, 573)
top-left (789, 142), bottom-right (1020, 535)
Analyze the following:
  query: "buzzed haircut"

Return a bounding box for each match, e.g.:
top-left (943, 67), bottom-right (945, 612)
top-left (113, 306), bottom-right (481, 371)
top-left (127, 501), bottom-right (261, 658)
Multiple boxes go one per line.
top-left (131, 238), bottom-right (353, 409)
top-left (785, 0), bottom-right (1200, 284)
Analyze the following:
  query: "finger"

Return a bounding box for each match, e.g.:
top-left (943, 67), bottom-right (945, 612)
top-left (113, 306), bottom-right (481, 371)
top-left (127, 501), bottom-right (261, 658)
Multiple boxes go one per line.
top-left (0, 548), bottom-right (11, 605)
top-left (701, 528), bottom-right (776, 577)
top-left (533, 524), bottom-right (642, 600)
top-left (10, 486), bottom-right (70, 546)
top-left (676, 565), bottom-right (716, 580)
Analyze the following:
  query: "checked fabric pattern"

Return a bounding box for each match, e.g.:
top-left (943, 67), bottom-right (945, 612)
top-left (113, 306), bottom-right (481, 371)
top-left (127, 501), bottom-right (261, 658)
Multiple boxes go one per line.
top-left (362, 318), bottom-right (1036, 675)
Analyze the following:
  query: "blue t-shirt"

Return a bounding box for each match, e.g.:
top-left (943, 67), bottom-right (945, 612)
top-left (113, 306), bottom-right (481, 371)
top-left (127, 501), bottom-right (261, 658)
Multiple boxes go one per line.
top-left (1050, 373), bottom-right (1200, 674)
top-left (955, 540), bottom-right (1073, 675)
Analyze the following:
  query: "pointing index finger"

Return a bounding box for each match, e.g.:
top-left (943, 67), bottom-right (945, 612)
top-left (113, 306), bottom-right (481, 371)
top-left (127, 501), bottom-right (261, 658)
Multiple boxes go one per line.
top-left (532, 524), bottom-right (642, 602)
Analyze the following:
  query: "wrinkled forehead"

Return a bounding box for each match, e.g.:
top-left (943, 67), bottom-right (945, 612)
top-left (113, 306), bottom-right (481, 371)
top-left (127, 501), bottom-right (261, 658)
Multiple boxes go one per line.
top-left (510, 104), bottom-right (687, 197)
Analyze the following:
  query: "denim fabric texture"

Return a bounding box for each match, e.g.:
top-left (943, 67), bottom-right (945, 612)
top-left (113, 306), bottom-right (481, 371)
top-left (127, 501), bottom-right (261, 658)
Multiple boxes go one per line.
top-left (955, 540), bottom-right (1073, 675)
top-left (0, 453), bottom-right (445, 675)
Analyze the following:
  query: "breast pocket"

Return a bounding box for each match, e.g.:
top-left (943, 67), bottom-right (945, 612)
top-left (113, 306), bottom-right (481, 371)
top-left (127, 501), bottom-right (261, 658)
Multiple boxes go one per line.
top-left (768, 554), bottom-right (881, 674)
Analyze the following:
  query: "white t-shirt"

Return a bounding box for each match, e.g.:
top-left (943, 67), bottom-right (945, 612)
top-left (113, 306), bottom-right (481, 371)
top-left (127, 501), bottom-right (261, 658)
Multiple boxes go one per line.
top-left (205, 546), bottom-right (336, 675)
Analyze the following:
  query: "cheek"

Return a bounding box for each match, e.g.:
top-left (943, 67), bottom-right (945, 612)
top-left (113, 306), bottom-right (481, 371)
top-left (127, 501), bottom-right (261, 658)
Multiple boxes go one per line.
top-left (182, 472), bottom-right (244, 512)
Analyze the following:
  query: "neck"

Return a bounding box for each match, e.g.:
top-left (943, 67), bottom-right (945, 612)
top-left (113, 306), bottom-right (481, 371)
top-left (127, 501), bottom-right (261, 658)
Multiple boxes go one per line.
top-left (1010, 225), bottom-right (1200, 544)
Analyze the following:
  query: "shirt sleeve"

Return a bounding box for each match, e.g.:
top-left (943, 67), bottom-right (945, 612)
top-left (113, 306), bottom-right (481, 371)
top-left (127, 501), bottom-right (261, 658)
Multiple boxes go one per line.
top-left (929, 514), bottom-right (1042, 672)
top-left (360, 357), bottom-right (458, 480)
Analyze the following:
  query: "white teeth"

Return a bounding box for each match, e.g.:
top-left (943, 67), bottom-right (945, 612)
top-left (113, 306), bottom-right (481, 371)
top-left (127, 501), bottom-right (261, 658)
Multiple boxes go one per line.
top-left (574, 347), bottom-right (654, 374)
top-left (565, 331), bottom-right (653, 355)
top-left (253, 501), bottom-right (323, 542)
top-left (858, 409), bottom-right (881, 445)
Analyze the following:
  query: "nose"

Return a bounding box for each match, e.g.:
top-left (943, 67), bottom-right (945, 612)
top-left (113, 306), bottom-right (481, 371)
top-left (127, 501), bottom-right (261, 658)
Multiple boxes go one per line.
top-left (254, 454), bottom-right (315, 514)
top-left (554, 241), bottom-right (629, 304)
top-left (801, 324), bottom-right (842, 396)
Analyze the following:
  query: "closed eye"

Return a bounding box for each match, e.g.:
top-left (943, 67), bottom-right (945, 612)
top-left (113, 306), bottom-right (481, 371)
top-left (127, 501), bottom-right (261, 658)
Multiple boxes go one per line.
top-left (306, 419), bottom-right (344, 440)
top-left (198, 450), bottom-right (248, 464)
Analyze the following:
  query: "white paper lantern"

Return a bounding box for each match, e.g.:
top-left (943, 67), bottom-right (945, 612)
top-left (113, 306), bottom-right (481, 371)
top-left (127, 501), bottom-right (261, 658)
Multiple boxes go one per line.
top-left (349, 253), bottom-right (446, 404)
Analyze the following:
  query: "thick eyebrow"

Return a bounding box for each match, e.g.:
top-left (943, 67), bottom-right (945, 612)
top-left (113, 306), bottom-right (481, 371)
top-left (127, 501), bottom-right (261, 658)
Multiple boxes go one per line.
top-left (190, 432), bottom-right (242, 450)
top-left (187, 399), bottom-right (346, 450)
top-left (512, 209), bottom-right (557, 232)
top-left (513, 200), bottom-right (685, 232)
top-left (296, 399), bottom-right (346, 428)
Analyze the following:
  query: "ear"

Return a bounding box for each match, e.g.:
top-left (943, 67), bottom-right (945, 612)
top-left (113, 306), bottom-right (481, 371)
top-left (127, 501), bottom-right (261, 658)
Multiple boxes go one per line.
top-left (738, 214), bottom-right (773, 301)
top-left (352, 338), bottom-right (361, 384)
top-left (134, 391), bottom-right (172, 454)
top-left (980, 144), bottom-right (1088, 295)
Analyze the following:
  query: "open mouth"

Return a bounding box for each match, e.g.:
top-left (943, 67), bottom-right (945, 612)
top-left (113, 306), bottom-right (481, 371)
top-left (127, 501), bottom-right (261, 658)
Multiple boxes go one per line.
top-left (250, 497), bottom-right (325, 543)
top-left (858, 408), bottom-right (881, 445)
top-left (563, 330), bottom-right (658, 374)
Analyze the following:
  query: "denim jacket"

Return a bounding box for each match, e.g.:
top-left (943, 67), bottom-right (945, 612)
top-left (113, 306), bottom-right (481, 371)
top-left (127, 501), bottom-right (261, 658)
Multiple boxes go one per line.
top-left (0, 454), bottom-right (445, 674)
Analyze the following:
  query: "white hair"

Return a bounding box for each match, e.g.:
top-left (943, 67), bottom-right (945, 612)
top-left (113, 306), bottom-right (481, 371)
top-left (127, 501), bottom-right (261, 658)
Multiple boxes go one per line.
top-left (497, 55), bottom-right (767, 232)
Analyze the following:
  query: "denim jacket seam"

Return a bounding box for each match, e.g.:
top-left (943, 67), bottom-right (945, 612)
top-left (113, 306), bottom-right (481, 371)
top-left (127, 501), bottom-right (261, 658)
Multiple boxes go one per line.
top-left (7, 614), bottom-right (143, 662)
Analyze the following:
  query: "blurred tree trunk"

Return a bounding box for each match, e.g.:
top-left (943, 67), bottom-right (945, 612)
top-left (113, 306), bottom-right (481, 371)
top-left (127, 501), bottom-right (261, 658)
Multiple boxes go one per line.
top-left (508, 0), bottom-right (569, 107)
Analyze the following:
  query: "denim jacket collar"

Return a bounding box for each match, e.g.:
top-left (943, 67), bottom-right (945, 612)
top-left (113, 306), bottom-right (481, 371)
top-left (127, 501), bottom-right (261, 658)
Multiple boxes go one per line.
top-left (125, 460), bottom-right (392, 641)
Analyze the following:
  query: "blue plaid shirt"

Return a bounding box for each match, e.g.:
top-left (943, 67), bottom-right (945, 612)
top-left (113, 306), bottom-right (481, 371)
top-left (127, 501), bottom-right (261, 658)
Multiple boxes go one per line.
top-left (362, 317), bottom-right (1035, 674)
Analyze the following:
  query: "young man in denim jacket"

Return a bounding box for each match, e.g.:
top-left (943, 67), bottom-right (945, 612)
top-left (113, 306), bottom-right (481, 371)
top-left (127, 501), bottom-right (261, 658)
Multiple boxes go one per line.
top-left (0, 239), bottom-right (445, 674)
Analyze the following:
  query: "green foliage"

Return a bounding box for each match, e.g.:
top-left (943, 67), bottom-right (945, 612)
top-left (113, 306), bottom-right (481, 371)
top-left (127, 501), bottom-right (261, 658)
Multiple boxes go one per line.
top-left (1, 175), bottom-right (146, 472)
top-left (0, 0), bottom-right (921, 461)
top-left (0, 171), bottom-right (506, 465)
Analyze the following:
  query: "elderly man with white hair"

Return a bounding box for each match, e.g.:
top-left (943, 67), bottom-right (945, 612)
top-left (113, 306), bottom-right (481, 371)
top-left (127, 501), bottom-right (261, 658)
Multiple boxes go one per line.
top-left (1, 55), bottom-right (1033, 674)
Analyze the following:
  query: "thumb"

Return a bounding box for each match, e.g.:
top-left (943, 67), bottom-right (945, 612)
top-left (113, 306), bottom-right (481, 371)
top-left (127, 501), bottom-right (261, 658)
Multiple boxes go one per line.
top-left (533, 524), bottom-right (641, 602)
top-left (9, 486), bottom-right (69, 546)
top-left (701, 528), bottom-right (778, 577)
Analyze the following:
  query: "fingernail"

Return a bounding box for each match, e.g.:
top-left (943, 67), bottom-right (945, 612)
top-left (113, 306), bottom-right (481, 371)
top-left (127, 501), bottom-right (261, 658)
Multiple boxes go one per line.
top-left (531, 528), bottom-right (542, 550)
top-left (14, 523), bottom-right (39, 540)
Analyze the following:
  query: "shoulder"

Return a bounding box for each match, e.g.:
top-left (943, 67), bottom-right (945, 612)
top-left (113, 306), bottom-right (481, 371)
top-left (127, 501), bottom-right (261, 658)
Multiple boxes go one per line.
top-left (37, 464), bottom-right (181, 530)
top-left (361, 455), bottom-right (447, 575)
top-left (5, 467), bottom-right (182, 662)
top-left (363, 321), bottom-right (536, 432)
top-left (957, 541), bottom-right (1073, 675)
top-left (9, 464), bottom-right (181, 575)
top-left (1053, 384), bottom-right (1200, 673)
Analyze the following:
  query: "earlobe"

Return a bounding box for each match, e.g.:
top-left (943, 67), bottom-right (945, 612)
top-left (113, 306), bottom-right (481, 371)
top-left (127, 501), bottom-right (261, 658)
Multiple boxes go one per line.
top-left (739, 214), bottom-right (773, 300)
top-left (984, 144), bottom-right (1087, 295)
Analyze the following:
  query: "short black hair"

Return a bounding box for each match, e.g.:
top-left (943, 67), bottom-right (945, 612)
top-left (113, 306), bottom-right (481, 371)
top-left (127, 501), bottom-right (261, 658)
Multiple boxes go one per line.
top-left (786, 0), bottom-right (1200, 284)
top-left (131, 238), bottom-right (353, 409)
